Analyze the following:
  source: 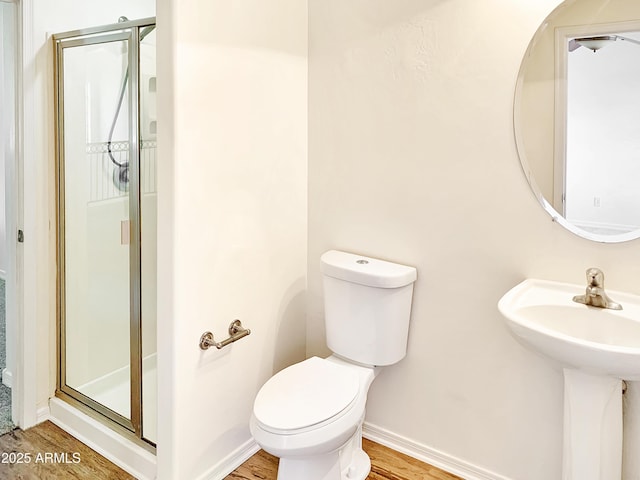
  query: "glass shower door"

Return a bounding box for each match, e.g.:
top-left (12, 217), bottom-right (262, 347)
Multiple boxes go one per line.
top-left (57, 30), bottom-right (141, 433)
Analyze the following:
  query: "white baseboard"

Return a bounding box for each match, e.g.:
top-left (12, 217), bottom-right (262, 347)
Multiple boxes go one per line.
top-left (197, 438), bottom-right (260, 480)
top-left (36, 404), bottom-right (50, 424)
top-left (2, 368), bottom-right (12, 388)
top-left (49, 398), bottom-right (156, 480)
top-left (363, 422), bottom-right (512, 480)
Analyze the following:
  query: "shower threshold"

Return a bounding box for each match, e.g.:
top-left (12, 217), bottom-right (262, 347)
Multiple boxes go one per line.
top-left (49, 397), bottom-right (156, 480)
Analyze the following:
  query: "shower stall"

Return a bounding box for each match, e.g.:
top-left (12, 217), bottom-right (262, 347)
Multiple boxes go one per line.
top-left (53, 17), bottom-right (157, 447)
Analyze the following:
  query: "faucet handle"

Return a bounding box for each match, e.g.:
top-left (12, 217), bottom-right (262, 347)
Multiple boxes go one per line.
top-left (585, 267), bottom-right (604, 286)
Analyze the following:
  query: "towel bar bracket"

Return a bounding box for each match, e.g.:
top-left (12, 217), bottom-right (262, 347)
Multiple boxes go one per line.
top-left (199, 319), bottom-right (251, 350)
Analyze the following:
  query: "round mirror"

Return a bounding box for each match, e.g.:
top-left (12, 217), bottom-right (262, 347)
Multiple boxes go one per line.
top-left (514, 0), bottom-right (640, 242)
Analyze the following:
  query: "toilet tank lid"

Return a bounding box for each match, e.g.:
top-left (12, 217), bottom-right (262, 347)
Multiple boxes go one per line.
top-left (320, 250), bottom-right (417, 288)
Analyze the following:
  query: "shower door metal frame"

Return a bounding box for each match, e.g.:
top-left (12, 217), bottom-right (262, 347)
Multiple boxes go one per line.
top-left (53, 17), bottom-right (154, 449)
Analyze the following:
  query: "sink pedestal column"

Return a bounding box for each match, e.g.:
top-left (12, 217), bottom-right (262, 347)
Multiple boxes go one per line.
top-left (623, 381), bottom-right (640, 479)
top-left (563, 369), bottom-right (622, 480)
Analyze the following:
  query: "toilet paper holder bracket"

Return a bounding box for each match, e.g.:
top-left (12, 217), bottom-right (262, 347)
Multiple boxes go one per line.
top-left (199, 319), bottom-right (251, 350)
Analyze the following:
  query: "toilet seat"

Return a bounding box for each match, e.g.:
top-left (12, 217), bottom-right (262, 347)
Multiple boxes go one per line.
top-left (253, 357), bottom-right (359, 434)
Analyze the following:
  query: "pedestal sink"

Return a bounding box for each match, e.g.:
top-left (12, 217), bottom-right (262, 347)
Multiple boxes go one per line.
top-left (498, 279), bottom-right (640, 480)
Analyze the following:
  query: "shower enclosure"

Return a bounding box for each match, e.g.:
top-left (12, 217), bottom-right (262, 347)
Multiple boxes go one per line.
top-left (53, 17), bottom-right (156, 447)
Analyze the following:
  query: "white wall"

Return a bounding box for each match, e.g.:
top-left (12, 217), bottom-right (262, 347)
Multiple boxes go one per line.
top-left (156, 1), bottom-right (307, 478)
top-left (308, 1), bottom-right (640, 479)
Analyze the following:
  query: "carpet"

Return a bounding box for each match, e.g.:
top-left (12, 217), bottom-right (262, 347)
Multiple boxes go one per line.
top-left (0, 278), bottom-right (15, 435)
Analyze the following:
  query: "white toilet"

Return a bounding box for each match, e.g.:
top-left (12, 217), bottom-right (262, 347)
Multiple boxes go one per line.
top-left (250, 250), bottom-right (417, 480)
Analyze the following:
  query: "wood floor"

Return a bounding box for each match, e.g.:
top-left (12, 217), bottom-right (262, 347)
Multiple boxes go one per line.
top-left (0, 421), bottom-right (134, 479)
top-left (0, 421), bottom-right (461, 480)
top-left (228, 438), bottom-right (462, 480)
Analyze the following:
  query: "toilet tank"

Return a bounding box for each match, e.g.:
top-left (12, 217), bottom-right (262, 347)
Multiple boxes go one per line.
top-left (320, 250), bottom-right (417, 366)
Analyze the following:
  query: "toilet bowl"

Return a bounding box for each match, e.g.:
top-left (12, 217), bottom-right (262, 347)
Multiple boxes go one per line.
top-left (250, 250), bottom-right (417, 480)
top-left (250, 356), bottom-right (377, 480)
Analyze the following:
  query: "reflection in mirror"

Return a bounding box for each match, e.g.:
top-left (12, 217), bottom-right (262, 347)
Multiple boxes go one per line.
top-left (514, 0), bottom-right (640, 242)
top-left (566, 29), bottom-right (640, 235)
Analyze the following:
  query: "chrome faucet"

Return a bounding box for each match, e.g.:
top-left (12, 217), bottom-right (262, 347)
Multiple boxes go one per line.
top-left (572, 267), bottom-right (622, 310)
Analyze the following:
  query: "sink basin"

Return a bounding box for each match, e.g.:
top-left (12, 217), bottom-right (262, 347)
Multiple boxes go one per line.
top-left (498, 278), bottom-right (640, 380)
top-left (498, 278), bottom-right (640, 480)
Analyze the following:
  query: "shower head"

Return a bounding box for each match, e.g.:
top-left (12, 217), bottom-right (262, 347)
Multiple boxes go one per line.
top-left (106, 18), bottom-right (156, 192)
top-left (570, 35), bottom-right (640, 53)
